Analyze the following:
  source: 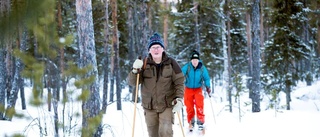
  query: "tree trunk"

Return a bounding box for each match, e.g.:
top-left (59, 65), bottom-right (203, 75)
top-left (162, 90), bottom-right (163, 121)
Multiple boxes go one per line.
top-left (52, 86), bottom-right (59, 137)
top-left (109, 74), bottom-right (114, 102)
top-left (246, 12), bottom-right (253, 99)
top-left (163, 0), bottom-right (168, 48)
top-left (109, 28), bottom-right (114, 104)
top-left (147, 1), bottom-right (152, 30)
top-left (5, 43), bottom-right (13, 106)
top-left (0, 47), bottom-right (6, 120)
top-left (48, 88), bottom-right (52, 111)
top-left (141, 1), bottom-right (148, 56)
top-left (47, 56), bottom-right (60, 136)
top-left (57, 0), bottom-right (63, 102)
top-left (220, 0), bottom-right (227, 103)
top-left (0, 0), bottom-right (11, 120)
top-left (5, 26), bottom-right (26, 120)
top-left (45, 58), bottom-right (60, 136)
top-left (193, 1), bottom-right (200, 51)
top-left (20, 76), bottom-right (26, 110)
top-left (226, 0), bottom-right (232, 112)
top-left (285, 82), bottom-right (291, 110)
top-left (251, 0), bottom-right (261, 112)
top-left (56, 1), bottom-right (68, 133)
top-left (52, 62), bottom-right (60, 137)
top-left (265, 0), bottom-right (270, 55)
top-left (75, 0), bottom-right (102, 136)
top-left (110, 0), bottom-right (122, 110)
top-left (5, 52), bottom-right (20, 120)
top-left (102, 0), bottom-right (110, 114)
top-left (317, 1), bottom-right (320, 54)
top-left (301, 0), bottom-right (312, 86)
top-left (128, 0), bottom-right (137, 103)
top-left (260, 0), bottom-right (265, 63)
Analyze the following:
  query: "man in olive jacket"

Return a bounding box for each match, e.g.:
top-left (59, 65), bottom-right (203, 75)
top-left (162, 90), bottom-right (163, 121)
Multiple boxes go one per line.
top-left (127, 32), bottom-right (185, 137)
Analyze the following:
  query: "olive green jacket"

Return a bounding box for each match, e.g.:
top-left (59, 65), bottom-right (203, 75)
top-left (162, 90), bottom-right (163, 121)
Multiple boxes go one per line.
top-left (127, 52), bottom-right (185, 113)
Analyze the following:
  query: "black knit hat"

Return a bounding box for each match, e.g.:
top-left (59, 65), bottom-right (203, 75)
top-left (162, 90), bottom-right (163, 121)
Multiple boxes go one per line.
top-left (147, 32), bottom-right (165, 50)
top-left (190, 50), bottom-right (200, 60)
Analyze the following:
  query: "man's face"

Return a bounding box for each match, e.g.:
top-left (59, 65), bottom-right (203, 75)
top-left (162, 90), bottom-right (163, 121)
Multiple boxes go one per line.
top-left (149, 44), bottom-right (164, 58)
top-left (191, 59), bottom-right (199, 67)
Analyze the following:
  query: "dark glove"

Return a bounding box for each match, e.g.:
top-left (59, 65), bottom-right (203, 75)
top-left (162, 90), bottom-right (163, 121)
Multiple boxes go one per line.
top-left (206, 87), bottom-right (211, 97)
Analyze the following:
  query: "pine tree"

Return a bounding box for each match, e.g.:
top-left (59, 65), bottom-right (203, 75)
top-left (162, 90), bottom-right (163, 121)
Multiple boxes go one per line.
top-left (265, 0), bottom-right (310, 110)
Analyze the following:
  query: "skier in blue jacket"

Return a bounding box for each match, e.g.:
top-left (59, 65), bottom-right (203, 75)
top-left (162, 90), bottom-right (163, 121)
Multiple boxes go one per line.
top-left (181, 50), bottom-right (211, 132)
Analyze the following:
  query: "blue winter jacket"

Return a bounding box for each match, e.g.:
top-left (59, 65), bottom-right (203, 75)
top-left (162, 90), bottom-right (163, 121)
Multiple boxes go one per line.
top-left (181, 61), bottom-right (211, 88)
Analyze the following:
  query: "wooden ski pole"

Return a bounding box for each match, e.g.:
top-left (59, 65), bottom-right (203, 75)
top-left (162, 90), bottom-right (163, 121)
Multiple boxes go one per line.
top-left (132, 73), bottom-right (140, 137)
top-left (177, 112), bottom-right (186, 137)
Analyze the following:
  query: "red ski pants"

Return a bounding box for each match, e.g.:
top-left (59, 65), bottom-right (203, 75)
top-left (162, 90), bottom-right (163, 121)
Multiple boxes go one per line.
top-left (184, 87), bottom-right (205, 124)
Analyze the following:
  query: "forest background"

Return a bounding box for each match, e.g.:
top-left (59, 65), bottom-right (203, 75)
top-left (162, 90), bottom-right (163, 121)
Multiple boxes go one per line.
top-left (0, 0), bottom-right (319, 137)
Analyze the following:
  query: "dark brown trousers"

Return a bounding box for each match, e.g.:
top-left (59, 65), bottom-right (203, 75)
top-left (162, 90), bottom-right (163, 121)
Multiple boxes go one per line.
top-left (144, 108), bottom-right (173, 137)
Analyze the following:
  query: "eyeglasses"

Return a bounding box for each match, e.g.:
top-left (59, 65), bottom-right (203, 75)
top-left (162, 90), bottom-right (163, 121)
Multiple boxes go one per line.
top-left (150, 46), bottom-right (163, 51)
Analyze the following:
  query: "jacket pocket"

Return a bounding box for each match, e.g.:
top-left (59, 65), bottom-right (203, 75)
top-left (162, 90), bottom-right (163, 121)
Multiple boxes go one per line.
top-left (162, 65), bottom-right (172, 78)
top-left (141, 93), bottom-right (152, 109)
top-left (165, 92), bottom-right (175, 107)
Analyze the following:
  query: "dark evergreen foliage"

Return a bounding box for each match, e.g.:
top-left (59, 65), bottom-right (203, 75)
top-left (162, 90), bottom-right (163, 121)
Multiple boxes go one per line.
top-left (0, 0), bottom-right (319, 136)
top-left (265, 0), bottom-right (311, 110)
top-left (172, 0), bottom-right (224, 80)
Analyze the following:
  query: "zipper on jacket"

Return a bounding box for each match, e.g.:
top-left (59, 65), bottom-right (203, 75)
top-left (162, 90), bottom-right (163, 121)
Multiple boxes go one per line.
top-left (193, 68), bottom-right (196, 88)
top-left (156, 64), bottom-right (161, 82)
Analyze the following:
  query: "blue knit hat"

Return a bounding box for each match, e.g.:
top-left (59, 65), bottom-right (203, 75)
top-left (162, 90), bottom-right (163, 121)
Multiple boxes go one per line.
top-left (147, 32), bottom-right (165, 50)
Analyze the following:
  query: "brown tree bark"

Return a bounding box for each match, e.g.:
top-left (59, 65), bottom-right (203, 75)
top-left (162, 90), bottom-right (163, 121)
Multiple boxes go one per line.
top-left (110, 0), bottom-right (122, 110)
top-left (246, 12), bottom-right (253, 99)
top-left (226, 0), bottom-right (232, 112)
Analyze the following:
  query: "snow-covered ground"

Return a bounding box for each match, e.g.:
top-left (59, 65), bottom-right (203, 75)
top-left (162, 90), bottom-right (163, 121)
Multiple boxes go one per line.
top-left (1, 80), bottom-right (320, 137)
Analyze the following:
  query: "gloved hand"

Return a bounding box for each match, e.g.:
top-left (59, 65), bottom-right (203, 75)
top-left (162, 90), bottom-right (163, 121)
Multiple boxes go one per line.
top-left (132, 59), bottom-right (143, 74)
top-left (172, 98), bottom-right (183, 113)
top-left (206, 87), bottom-right (211, 97)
